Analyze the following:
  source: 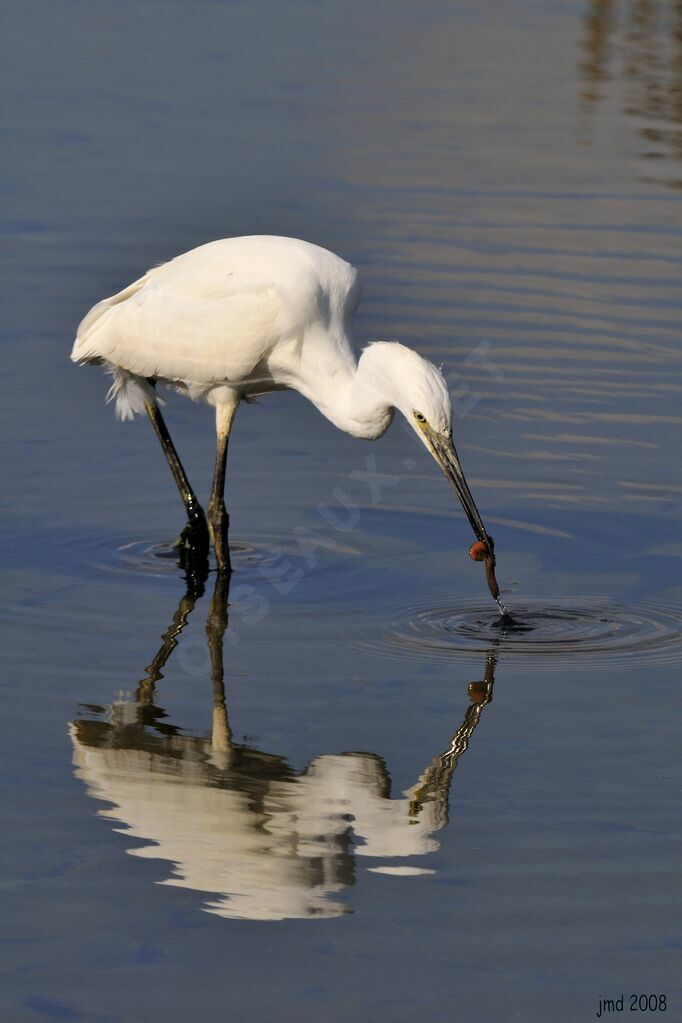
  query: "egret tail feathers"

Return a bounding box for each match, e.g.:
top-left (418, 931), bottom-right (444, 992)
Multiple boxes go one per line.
top-left (106, 367), bottom-right (161, 422)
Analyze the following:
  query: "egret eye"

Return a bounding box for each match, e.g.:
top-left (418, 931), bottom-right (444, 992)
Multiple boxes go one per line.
top-left (414, 411), bottom-right (426, 424)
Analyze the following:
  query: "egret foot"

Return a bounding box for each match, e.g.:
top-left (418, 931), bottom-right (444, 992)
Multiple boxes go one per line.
top-left (175, 502), bottom-right (210, 558)
top-left (175, 506), bottom-right (210, 594)
top-left (208, 499), bottom-right (231, 575)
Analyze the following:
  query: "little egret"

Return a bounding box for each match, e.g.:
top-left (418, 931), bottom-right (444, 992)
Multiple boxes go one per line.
top-left (72, 235), bottom-right (500, 600)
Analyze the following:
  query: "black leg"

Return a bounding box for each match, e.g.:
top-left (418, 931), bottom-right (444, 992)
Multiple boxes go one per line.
top-left (144, 398), bottom-right (210, 561)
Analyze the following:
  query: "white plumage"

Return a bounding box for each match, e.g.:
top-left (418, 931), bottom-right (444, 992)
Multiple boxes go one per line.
top-left (72, 234), bottom-right (499, 595)
top-left (72, 236), bottom-right (356, 412)
top-left (72, 235), bottom-right (447, 434)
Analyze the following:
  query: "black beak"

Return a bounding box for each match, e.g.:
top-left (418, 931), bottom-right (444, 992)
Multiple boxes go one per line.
top-left (429, 430), bottom-right (495, 561)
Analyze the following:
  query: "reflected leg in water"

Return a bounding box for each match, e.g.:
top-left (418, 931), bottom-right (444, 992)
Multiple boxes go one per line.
top-left (206, 571), bottom-right (232, 756)
top-left (136, 587), bottom-right (203, 708)
top-left (70, 588), bottom-right (500, 919)
top-left (408, 650), bottom-right (496, 825)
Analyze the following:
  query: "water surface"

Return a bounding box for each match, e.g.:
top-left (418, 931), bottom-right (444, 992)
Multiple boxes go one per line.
top-left (1, 2), bottom-right (681, 1021)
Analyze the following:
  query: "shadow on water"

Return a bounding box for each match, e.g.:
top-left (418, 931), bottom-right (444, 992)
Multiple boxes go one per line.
top-left (70, 571), bottom-right (497, 921)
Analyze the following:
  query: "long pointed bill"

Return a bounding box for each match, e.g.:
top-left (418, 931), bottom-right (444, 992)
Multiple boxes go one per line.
top-left (428, 431), bottom-right (493, 552)
top-left (426, 429), bottom-right (504, 607)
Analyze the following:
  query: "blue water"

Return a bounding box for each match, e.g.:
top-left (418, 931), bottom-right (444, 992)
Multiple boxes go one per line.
top-left (2, 2), bottom-right (681, 1021)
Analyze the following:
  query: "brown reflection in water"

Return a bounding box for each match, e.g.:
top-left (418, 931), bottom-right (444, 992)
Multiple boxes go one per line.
top-left (579, 0), bottom-right (682, 183)
top-left (70, 575), bottom-right (496, 921)
top-left (409, 653), bottom-right (495, 825)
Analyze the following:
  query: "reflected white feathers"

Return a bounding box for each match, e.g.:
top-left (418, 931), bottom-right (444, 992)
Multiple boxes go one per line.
top-left (70, 731), bottom-right (444, 921)
top-left (69, 577), bottom-right (495, 921)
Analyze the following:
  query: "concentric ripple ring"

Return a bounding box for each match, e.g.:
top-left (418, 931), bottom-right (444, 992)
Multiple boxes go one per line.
top-left (372, 597), bottom-right (682, 669)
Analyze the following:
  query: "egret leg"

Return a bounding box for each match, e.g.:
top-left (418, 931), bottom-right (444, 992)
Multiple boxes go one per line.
top-left (144, 398), bottom-right (210, 560)
top-left (207, 397), bottom-right (239, 574)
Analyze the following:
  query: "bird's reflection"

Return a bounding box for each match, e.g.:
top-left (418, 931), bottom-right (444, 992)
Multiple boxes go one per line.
top-left (70, 575), bottom-right (495, 921)
top-left (579, 0), bottom-right (682, 183)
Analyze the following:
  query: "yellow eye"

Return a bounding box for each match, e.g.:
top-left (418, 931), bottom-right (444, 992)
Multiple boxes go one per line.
top-left (414, 411), bottom-right (426, 424)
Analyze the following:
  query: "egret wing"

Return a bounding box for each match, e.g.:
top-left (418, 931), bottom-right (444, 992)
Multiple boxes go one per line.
top-left (72, 265), bottom-right (313, 384)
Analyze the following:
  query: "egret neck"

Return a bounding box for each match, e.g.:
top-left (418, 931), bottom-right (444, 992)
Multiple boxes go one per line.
top-left (289, 339), bottom-right (497, 568)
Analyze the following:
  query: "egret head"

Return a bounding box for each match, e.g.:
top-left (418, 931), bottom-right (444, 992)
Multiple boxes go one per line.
top-left (362, 342), bottom-right (495, 556)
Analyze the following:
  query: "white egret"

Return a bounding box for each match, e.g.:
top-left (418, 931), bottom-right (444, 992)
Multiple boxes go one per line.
top-left (71, 235), bottom-right (500, 599)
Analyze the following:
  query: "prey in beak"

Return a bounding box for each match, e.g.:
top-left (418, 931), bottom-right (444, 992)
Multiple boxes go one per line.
top-left (416, 415), bottom-right (505, 610)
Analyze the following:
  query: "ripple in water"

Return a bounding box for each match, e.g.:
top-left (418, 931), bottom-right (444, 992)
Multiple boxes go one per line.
top-left (30, 527), bottom-right (289, 583)
top-left (107, 538), bottom-right (261, 576)
top-left (375, 598), bottom-right (682, 668)
top-left (92, 535), bottom-right (291, 581)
